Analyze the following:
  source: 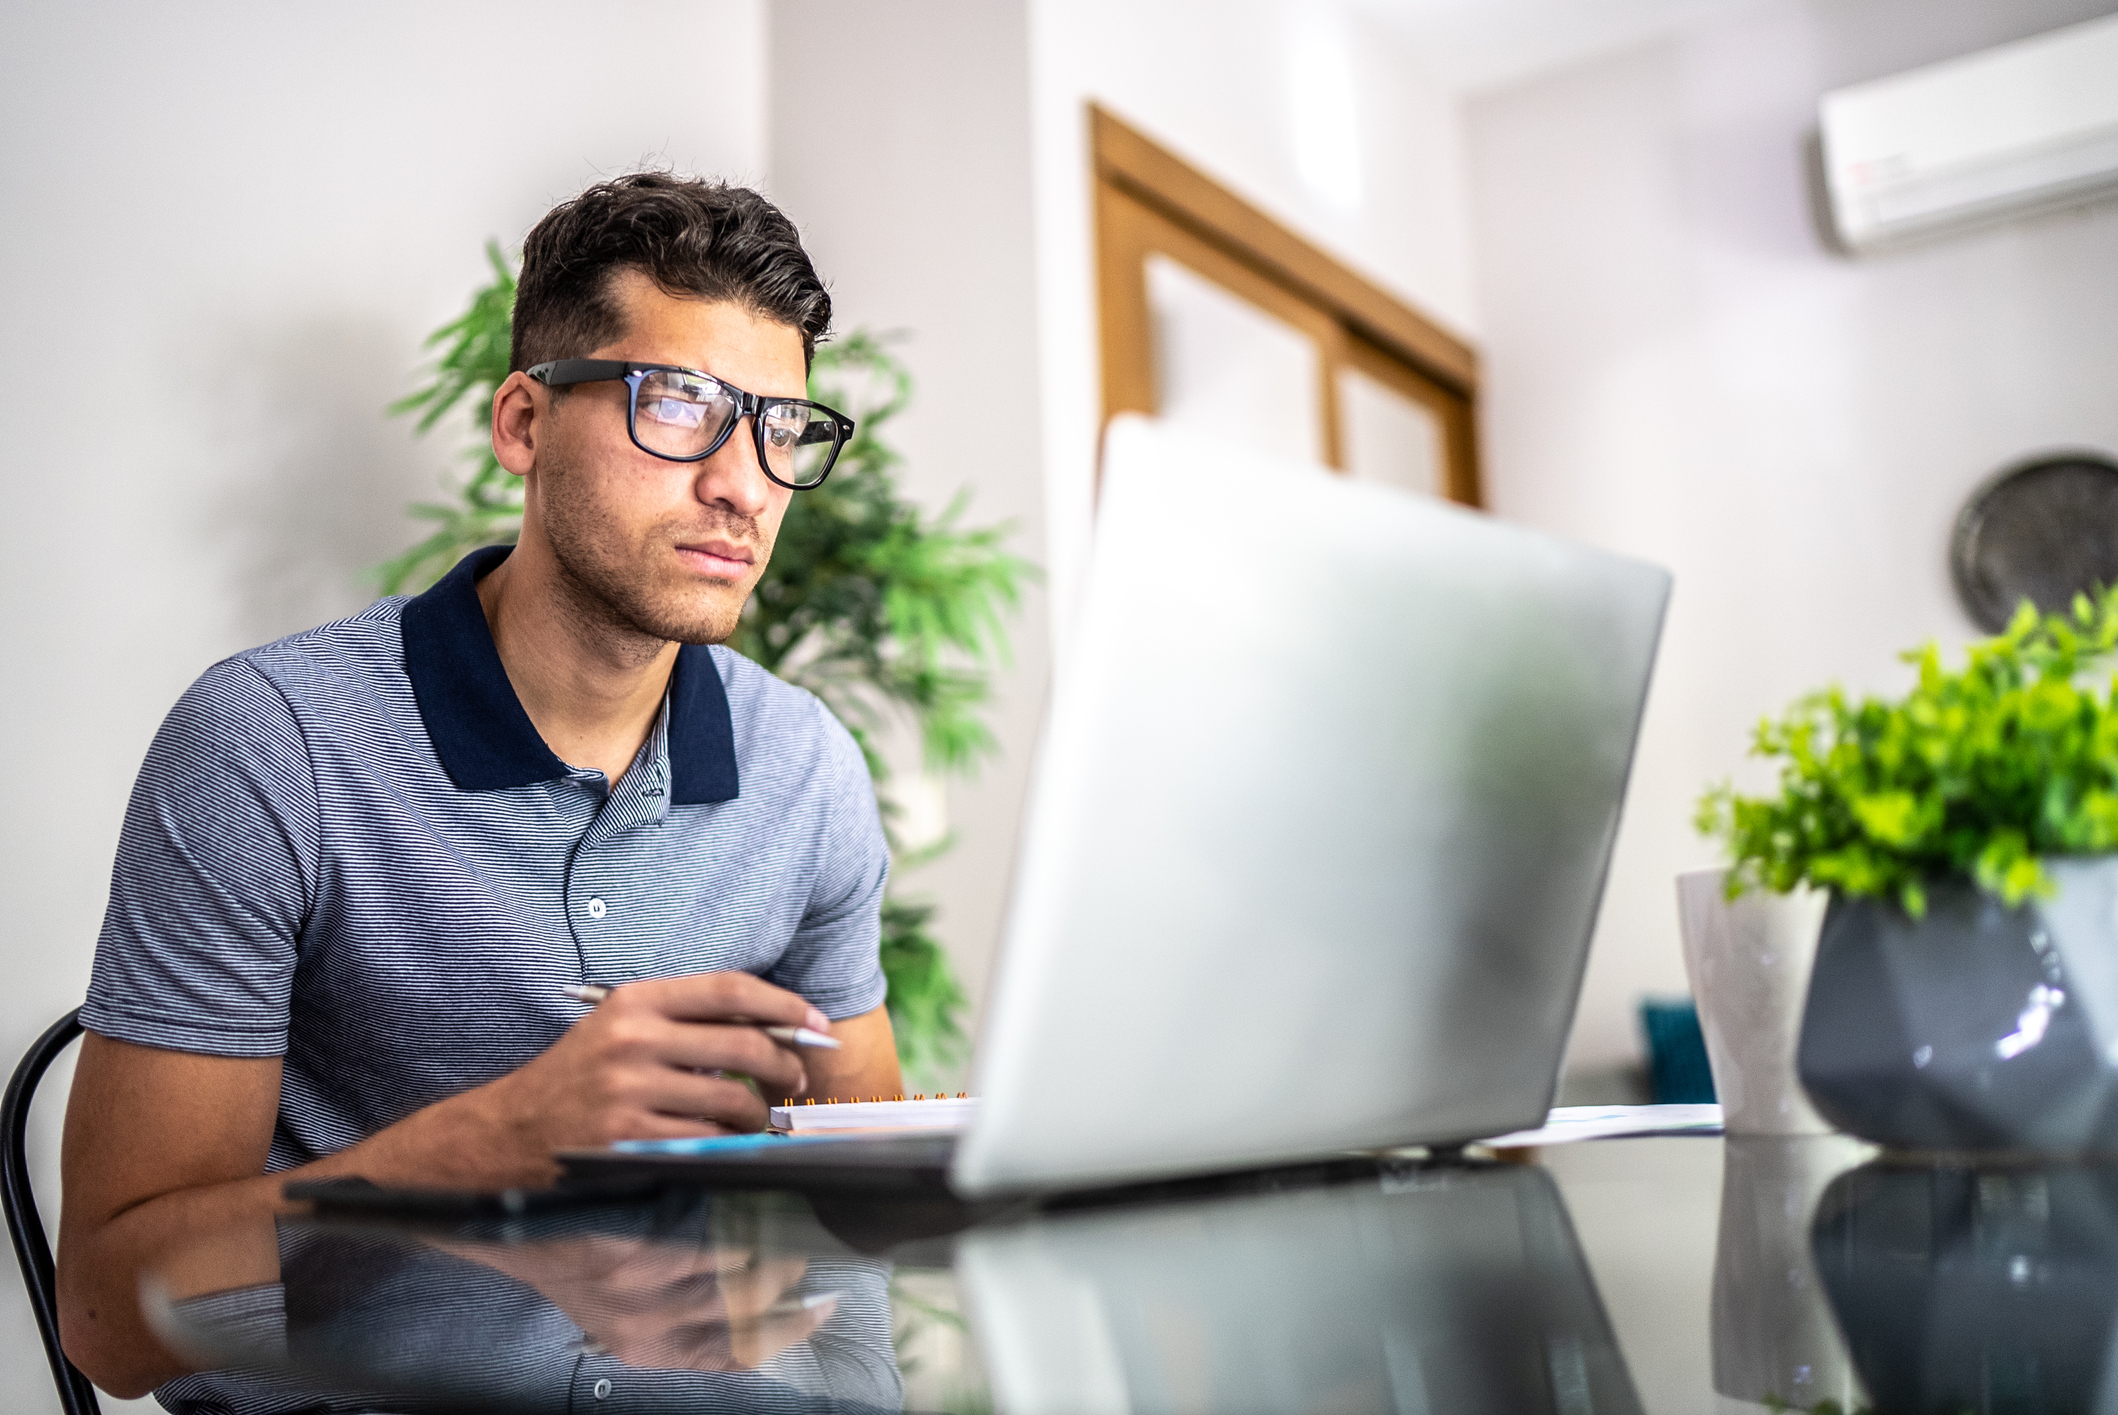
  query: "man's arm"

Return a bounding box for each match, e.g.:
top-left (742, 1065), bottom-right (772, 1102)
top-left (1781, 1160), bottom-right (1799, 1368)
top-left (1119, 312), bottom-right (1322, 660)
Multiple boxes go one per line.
top-left (756, 701), bottom-right (902, 1108)
top-left (789, 1005), bottom-right (902, 1102)
top-left (57, 972), bottom-right (824, 1398)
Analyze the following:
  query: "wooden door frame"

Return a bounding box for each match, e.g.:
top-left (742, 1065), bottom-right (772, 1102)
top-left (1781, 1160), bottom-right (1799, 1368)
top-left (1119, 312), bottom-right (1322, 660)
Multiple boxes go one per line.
top-left (1090, 103), bottom-right (1483, 506)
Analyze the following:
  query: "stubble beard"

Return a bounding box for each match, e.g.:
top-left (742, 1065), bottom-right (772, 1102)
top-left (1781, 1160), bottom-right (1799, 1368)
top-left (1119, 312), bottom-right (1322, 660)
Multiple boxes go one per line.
top-left (536, 444), bottom-right (769, 654)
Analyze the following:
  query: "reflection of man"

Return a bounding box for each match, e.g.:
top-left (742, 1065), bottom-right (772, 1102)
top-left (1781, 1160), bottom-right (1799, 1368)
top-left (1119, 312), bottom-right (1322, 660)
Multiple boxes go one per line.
top-left (155, 1197), bottom-right (901, 1413)
top-left (57, 173), bottom-right (905, 1398)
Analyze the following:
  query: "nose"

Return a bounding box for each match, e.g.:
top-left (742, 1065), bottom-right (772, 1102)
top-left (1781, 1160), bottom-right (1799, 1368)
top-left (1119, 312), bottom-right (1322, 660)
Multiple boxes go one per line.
top-left (693, 413), bottom-right (775, 519)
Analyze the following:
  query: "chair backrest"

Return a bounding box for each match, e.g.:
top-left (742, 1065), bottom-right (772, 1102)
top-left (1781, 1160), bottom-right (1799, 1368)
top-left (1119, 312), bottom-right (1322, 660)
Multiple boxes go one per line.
top-left (2, 1009), bottom-right (102, 1415)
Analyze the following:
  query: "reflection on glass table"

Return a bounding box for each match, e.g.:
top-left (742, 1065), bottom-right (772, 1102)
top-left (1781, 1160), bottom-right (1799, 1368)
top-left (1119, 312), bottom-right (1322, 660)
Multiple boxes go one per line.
top-left (146, 1189), bottom-right (905, 1413)
top-left (1813, 1159), bottom-right (2118, 1415)
top-left (145, 1137), bottom-right (2118, 1415)
top-left (1711, 1135), bottom-right (1874, 1411)
top-left (962, 1162), bottom-right (1639, 1415)
top-left (143, 1159), bottom-right (1640, 1415)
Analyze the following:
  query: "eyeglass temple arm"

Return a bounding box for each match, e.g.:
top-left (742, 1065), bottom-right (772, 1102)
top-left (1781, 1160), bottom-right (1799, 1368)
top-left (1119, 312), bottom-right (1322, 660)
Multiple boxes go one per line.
top-left (526, 359), bottom-right (633, 387)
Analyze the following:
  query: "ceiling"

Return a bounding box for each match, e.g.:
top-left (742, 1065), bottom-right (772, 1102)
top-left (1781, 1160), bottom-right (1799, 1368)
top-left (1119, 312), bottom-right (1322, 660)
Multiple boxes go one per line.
top-left (1343, 0), bottom-right (1766, 92)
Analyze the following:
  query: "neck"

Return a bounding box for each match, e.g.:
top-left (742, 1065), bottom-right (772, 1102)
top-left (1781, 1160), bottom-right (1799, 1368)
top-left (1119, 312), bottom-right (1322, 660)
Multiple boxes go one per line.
top-left (476, 534), bottom-right (676, 786)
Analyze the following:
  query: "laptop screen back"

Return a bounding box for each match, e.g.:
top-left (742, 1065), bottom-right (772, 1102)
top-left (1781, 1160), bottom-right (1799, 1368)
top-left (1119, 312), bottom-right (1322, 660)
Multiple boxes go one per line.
top-left (952, 416), bottom-right (1670, 1195)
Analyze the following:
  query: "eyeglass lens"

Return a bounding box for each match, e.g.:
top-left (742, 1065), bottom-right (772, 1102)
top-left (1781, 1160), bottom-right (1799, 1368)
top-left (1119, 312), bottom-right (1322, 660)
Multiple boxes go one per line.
top-left (632, 369), bottom-right (841, 487)
top-left (760, 402), bottom-right (843, 489)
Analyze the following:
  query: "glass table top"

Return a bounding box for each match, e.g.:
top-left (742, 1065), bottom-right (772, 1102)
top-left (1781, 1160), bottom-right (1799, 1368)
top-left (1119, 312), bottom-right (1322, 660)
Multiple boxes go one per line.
top-left (139, 1135), bottom-right (2118, 1414)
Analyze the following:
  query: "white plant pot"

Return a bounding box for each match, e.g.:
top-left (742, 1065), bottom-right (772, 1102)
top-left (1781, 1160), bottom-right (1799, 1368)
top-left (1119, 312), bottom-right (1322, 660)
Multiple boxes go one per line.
top-left (1676, 868), bottom-right (1832, 1136)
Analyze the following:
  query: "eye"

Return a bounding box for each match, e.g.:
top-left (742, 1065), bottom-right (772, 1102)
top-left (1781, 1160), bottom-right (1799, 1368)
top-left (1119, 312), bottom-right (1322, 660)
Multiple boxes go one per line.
top-left (761, 405), bottom-right (814, 449)
top-left (643, 397), bottom-right (707, 428)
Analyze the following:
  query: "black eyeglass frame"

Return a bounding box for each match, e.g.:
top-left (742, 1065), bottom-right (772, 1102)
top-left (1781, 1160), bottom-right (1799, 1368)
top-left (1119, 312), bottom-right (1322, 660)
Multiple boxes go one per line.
top-left (526, 359), bottom-right (857, 490)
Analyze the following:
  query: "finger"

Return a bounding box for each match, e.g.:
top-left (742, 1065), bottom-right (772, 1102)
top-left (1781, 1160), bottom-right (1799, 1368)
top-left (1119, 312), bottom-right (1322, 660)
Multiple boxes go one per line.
top-left (630, 1072), bottom-right (772, 1133)
top-left (705, 1246), bottom-right (768, 1274)
top-left (658, 1299), bottom-right (835, 1372)
top-left (649, 1021), bottom-right (807, 1097)
top-left (624, 972), bottom-right (832, 1035)
top-left (621, 1253), bottom-right (805, 1330)
top-left (627, 1246), bottom-right (778, 1302)
top-left (728, 1299), bottom-right (836, 1368)
top-left (570, 1006), bottom-right (806, 1098)
top-left (718, 1255), bottom-right (810, 1320)
top-left (611, 1243), bottom-right (746, 1297)
top-left (600, 1111), bottom-right (737, 1145)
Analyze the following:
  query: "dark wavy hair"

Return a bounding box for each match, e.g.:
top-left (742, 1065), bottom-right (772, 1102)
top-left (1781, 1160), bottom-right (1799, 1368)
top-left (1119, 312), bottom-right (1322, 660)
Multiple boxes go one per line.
top-left (511, 172), bottom-right (832, 372)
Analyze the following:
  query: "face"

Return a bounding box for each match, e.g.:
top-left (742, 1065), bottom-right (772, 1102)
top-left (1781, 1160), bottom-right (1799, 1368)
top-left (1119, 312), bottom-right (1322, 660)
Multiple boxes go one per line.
top-left (524, 272), bottom-right (805, 646)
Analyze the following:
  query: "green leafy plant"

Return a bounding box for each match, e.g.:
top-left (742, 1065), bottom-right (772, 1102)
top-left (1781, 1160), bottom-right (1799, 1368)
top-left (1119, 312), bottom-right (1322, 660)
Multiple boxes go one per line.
top-left (730, 329), bottom-right (1028, 783)
top-left (379, 250), bottom-right (1033, 1078)
top-left (1698, 586), bottom-right (2118, 919)
top-left (376, 241), bottom-right (523, 595)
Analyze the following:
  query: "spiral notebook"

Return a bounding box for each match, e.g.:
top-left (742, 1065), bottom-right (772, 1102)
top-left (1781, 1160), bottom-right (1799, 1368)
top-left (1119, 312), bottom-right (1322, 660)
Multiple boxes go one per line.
top-left (768, 1096), bottom-right (980, 1133)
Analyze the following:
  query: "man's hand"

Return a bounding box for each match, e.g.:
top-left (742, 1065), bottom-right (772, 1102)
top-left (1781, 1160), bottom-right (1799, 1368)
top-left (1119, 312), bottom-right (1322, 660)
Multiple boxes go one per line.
top-left (57, 970), bottom-right (856, 1398)
top-left (457, 973), bottom-right (830, 1175)
top-left (454, 1235), bottom-right (834, 1372)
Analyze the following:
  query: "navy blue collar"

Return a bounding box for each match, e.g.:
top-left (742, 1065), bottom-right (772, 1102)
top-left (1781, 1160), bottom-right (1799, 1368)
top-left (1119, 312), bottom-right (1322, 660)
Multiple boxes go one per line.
top-left (399, 546), bottom-right (740, 804)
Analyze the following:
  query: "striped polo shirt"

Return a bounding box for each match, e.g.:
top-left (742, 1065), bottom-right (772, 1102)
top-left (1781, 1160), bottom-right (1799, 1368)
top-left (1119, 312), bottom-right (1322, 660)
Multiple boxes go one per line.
top-left (83, 546), bottom-right (889, 1174)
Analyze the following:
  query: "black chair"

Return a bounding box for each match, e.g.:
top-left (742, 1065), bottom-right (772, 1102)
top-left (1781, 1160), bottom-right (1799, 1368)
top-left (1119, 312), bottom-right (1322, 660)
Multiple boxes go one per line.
top-left (2, 1008), bottom-right (102, 1415)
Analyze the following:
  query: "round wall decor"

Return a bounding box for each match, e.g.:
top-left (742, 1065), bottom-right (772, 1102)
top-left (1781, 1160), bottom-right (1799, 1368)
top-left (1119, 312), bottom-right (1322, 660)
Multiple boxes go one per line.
top-left (1951, 451), bottom-right (2118, 632)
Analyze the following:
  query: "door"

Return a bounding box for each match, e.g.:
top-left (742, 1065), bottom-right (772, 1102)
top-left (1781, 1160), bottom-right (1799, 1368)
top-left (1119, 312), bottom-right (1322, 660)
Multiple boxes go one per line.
top-left (1092, 105), bottom-right (1481, 506)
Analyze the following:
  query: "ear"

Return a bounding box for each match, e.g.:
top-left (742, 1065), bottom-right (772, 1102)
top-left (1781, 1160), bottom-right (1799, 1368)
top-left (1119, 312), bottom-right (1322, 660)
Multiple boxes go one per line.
top-left (491, 371), bottom-right (542, 477)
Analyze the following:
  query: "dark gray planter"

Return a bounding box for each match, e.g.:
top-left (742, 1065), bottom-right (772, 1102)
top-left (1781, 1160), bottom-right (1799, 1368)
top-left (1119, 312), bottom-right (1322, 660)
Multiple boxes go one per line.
top-left (1797, 857), bottom-right (2118, 1154)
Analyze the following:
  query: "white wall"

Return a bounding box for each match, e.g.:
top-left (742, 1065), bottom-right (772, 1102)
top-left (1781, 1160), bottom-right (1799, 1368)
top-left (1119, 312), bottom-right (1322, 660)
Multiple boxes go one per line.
top-left (1466, 0), bottom-right (2118, 1073)
top-left (1025, 0), bottom-right (1483, 650)
top-left (765, 0), bottom-right (1049, 1060)
top-left (0, 4), bottom-right (765, 1407)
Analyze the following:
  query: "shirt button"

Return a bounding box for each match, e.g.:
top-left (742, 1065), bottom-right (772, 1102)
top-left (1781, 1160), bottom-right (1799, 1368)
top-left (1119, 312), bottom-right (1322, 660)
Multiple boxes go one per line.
top-left (585, 898), bottom-right (607, 920)
top-left (593, 1377), bottom-right (613, 1400)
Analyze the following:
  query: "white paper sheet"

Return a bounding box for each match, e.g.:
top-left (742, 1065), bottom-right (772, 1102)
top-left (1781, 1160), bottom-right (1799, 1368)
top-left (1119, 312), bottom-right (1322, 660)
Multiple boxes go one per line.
top-left (1475, 1104), bottom-right (1724, 1149)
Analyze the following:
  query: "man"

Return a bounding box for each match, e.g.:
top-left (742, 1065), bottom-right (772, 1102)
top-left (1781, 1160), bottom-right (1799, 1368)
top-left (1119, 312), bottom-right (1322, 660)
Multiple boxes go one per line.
top-left (57, 173), bottom-right (903, 1399)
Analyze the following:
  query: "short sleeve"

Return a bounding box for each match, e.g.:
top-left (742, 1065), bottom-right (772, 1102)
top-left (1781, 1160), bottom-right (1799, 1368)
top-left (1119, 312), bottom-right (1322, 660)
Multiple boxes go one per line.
top-left (82, 657), bottom-right (321, 1057)
top-left (762, 707), bottom-right (890, 1021)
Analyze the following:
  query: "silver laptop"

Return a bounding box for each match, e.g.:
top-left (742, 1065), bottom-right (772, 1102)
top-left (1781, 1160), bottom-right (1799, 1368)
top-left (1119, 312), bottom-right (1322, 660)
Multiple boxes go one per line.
top-left (566, 414), bottom-right (1668, 1198)
top-left (948, 415), bottom-right (1669, 1195)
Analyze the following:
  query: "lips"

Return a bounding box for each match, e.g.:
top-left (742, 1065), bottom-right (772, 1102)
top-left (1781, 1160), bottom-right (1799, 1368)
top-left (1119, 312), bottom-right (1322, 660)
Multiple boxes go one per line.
top-left (675, 540), bottom-right (756, 579)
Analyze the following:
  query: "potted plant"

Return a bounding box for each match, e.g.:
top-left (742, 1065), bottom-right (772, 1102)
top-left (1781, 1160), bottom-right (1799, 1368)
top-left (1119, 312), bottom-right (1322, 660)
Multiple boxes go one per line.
top-left (1699, 589), bottom-right (2118, 1153)
top-left (380, 243), bottom-right (1033, 1084)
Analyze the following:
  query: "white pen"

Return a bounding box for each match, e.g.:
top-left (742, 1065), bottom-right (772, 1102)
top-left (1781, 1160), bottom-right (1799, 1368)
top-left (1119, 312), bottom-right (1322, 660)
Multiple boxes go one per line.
top-left (559, 983), bottom-right (842, 1050)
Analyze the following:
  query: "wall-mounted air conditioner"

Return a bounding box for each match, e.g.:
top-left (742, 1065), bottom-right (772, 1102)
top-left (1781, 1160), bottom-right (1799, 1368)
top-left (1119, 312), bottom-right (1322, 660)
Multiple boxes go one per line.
top-left (1821, 13), bottom-right (2118, 254)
